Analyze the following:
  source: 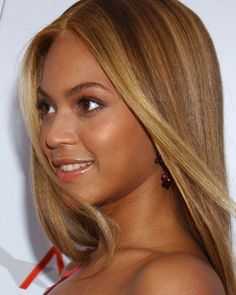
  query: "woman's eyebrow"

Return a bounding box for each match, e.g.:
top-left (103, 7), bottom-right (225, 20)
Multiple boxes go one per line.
top-left (37, 87), bottom-right (51, 100)
top-left (37, 82), bottom-right (111, 100)
top-left (65, 82), bottom-right (111, 97)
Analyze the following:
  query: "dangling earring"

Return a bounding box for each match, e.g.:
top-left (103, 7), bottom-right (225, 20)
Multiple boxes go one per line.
top-left (155, 154), bottom-right (172, 190)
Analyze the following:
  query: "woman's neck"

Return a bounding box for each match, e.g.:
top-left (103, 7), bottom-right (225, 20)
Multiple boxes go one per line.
top-left (89, 172), bottom-right (194, 265)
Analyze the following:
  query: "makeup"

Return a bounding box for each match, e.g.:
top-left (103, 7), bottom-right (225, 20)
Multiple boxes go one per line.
top-left (55, 162), bottom-right (93, 182)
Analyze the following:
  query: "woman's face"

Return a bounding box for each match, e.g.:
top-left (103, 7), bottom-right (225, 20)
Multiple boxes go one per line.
top-left (38, 33), bottom-right (159, 207)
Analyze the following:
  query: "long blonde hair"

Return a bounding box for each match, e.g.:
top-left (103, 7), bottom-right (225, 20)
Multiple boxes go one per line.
top-left (19, 0), bottom-right (236, 293)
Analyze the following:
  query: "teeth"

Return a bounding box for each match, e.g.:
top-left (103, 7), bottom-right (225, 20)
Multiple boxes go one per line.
top-left (59, 162), bottom-right (93, 172)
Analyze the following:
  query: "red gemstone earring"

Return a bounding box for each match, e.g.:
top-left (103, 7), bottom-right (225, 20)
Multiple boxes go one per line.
top-left (154, 154), bottom-right (172, 190)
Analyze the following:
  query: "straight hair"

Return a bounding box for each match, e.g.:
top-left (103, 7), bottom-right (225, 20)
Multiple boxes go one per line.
top-left (19, 1), bottom-right (236, 293)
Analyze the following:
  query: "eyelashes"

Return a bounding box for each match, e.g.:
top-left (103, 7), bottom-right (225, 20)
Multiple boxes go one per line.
top-left (76, 97), bottom-right (104, 113)
top-left (36, 99), bottom-right (55, 115)
top-left (36, 96), bottom-right (104, 118)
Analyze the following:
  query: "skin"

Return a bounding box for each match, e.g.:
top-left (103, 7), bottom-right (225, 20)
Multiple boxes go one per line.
top-left (39, 33), bottom-right (225, 294)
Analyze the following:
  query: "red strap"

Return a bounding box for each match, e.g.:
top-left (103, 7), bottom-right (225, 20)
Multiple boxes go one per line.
top-left (63, 265), bottom-right (81, 278)
top-left (43, 265), bottom-right (81, 295)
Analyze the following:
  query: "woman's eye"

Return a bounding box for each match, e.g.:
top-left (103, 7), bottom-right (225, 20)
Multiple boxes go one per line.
top-left (77, 97), bottom-right (103, 113)
top-left (36, 100), bottom-right (55, 116)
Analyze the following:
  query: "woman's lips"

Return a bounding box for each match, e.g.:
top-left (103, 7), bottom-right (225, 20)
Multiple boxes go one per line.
top-left (55, 163), bottom-right (93, 183)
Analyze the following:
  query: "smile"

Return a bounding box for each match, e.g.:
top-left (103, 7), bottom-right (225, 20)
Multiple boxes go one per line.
top-left (59, 162), bottom-right (93, 172)
top-left (55, 161), bottom-right (94, 182)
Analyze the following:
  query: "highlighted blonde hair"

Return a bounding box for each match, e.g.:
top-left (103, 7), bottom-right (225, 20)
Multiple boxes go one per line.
top-left (19, 0), bottom-right (236, 293)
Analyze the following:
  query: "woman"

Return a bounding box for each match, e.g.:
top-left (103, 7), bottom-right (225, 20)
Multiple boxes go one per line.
top-left (19, 0), bottom-right (236, 294)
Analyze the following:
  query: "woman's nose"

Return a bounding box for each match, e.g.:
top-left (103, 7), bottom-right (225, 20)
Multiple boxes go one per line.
top-left (44, 113), bottom-right (79, 149)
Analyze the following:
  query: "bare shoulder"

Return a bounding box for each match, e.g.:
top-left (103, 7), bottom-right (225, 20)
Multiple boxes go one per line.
top-left (129, 253), bottom-right (226, 295)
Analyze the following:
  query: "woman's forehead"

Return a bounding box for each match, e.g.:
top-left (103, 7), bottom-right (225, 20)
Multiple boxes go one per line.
top-left (40, 33), bottom-right (115, 96)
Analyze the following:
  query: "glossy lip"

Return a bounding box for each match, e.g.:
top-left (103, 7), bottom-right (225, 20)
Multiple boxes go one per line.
top-left (51, 158), bottom-right (94, 183)
top-left (52, 158), bottom-right (94, 168)
top-left (55, 162), bottom-right (94, 183)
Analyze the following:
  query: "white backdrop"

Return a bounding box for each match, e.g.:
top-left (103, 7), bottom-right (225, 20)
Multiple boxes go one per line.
top-left (0, 0), bottom-right (235, 294)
